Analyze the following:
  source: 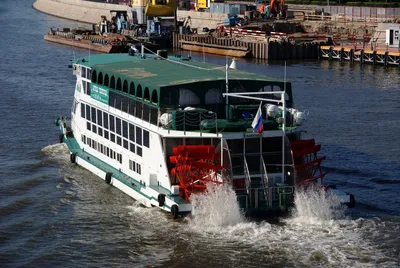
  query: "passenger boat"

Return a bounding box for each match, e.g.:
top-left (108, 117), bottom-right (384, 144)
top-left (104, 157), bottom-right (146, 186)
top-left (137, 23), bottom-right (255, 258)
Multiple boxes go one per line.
top-left (56, 48), bottom-right (354, 219)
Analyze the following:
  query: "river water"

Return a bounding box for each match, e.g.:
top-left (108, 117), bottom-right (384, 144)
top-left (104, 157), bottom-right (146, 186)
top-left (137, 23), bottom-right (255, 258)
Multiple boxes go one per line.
top-left (1, 0), bottom-right (400, 267)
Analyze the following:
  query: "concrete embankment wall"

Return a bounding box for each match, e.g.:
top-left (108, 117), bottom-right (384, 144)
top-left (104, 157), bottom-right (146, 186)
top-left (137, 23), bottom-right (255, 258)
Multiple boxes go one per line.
top-left (33, 0), bottom-right (128, 24)
top-left (33, 0), bottom-right (225, 29)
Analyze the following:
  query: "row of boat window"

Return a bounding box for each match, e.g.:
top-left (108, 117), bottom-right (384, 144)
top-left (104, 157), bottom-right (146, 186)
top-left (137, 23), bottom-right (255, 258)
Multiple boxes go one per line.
top-left (81, 135), bottom-right (122, 164)
top-left (129, 160), bottom-right (141, 175)
top-left (81, 103), bottom-right (150, 156)
top-left (90, 70), bottom-right (159, 104)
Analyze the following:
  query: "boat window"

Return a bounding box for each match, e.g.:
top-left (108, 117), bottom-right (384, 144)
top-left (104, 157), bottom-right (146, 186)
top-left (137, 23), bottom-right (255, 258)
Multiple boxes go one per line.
top-left (116, 118), bottom-right (121, 135)
top-left (81, 66), bottom-right (86, 78)
top-left (205, 88), bottom-right (222, 104)
top-left (137, 147), bottom-right (142, 157)
top-left (122, 121), bottom-right (128, 138)
top-left (97, 109), bottom-right (103, 127)
top-left (110, 76), bottom-right (115, 89)
top-left (103, 111), bottom-right (108, 129)
top-left (151, 90), bottom-right (158, 104)
top-left (87, 69), bottom-right (91, 80)
top-left (129, 99), bottom-right (135, 116)
top-left (137, 84), bottom-right (142, 99)
top-left (86, 82), bottom-right (91, 95)
top-left (98, 72), bottom-right (103, 85)
top-left (104, 74), bottom-right (109, 87)
top-left (81, 103), bottom-right (85, 119)
top-left (129, 124), bottom-right (135, 142)
top-left (110, 115), bottom-right (115, 132)
top-left (92, 70), bottom-right (97, 83)
top-left (116, 78), bottom-right (122, 91)
top-left (179, 88), bottom-right (200, 106)
top-left (87, 122), bottom-right (91, 131)
top-left (117, 136), bottom-right (122, 146)
top-left (92, 125), bottom-right (97, 134)
top-left (115, 94), bottom-right (121, 110)
top-left (136, 127), bottom-right (142, 145)
top-left (98, 127), bottom-right (103, 137)
top-left (110, 133), bottom-right (115, 142)
top-left (143, 130), bottom-right (149, 148)
top-left (137, 163), bottom-right (141, 174)
top-left (122, 95), bottom-right (129, 113)
top-left (123, 80), bottom-right (128, 94)
top-left (123, 139), bottom-right (129, 150)
top-left (144, 87), bottom-right (150, 101)
top-left (91, 107), bottom-right (97, 124)
top-left (104, 130), bottom-right (109, 140)
top-left (129, 82), bottom-right (135, 96)
top-left (130, 143), bottom-right (135, 153)
top-left (86, 105), bottom-right (91, 121)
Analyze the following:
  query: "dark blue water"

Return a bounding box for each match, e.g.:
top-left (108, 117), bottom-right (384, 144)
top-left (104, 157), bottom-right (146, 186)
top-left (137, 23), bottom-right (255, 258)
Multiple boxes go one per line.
top-left (1, 1), bottom-right (400, 267)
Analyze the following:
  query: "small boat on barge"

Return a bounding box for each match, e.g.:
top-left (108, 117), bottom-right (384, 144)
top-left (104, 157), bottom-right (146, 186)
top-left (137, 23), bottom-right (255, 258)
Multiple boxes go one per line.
top-left (56, 48), bottom-right (354, 219)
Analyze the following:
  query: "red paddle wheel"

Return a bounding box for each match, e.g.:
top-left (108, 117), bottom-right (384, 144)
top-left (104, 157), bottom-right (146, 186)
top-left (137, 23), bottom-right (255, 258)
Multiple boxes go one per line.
top-left (290, 139), bottom-right (328, 186)
top-left (169, 145), bottom-right (224, 202)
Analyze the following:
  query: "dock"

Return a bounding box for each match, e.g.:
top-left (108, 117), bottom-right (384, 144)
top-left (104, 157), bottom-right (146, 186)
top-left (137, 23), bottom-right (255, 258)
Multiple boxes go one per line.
top-left (320, 46), bottom-right (400, 66)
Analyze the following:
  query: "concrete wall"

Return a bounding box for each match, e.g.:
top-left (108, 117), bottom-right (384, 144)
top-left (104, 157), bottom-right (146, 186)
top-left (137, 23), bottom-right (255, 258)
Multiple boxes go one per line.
top-left (33, 0), bottom-right (227, 29)
top-left (177, 10), bottom-right (227, 30)
top-left (33, 0), bottom-right (128, 24)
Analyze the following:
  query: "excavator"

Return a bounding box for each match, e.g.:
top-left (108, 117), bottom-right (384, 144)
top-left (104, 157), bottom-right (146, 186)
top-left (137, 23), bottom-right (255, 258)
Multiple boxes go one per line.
top-left (145, 0), bottom-right (178, 17)
top-left (258, 0), bottom-right (287, 19)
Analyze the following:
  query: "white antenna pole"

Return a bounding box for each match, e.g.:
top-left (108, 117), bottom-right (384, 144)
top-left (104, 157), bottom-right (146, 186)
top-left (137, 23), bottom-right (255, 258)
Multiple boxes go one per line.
top-left (89, 42), bottom-right (91, 62)
top-left (141, 43), bottom-right (144, 57)
top-left (281, 62), bottom-right (287, 181)
top-left (203, 44), bottom-right (205, 62)
top-left (225, 62), bottom-right (229, 119)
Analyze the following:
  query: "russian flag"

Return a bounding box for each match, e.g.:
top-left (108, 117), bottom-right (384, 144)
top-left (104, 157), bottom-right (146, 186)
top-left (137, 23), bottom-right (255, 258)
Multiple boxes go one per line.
top-left (251, 103), bottom-right (264, 134)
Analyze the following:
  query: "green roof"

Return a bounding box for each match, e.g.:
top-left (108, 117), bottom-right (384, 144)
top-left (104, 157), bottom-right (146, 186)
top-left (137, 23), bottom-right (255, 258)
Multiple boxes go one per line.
top-left (76, 54), bottom-right (284, 89)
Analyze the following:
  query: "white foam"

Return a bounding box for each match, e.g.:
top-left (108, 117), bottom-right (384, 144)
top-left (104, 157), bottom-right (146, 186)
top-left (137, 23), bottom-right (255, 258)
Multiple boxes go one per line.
top-left (40, 143), bottom-right (70, 163)
top-left (188, 183), bottom-right (245, 229)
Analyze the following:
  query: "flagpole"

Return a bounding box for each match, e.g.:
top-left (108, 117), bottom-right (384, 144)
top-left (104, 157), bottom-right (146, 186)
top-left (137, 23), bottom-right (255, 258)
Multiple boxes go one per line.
top-left (282, 62), bottom-right (287, 182)
top-left (225, 62), bottom-right (229, 119)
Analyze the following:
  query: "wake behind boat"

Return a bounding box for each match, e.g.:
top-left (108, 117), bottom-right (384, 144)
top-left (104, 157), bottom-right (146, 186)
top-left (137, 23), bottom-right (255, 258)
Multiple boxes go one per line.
top-left (56, 48), bottom-right (354, 219)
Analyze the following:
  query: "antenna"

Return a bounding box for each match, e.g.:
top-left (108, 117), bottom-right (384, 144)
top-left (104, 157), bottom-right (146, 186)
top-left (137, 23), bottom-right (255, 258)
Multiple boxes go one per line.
top-left (203, 43), bottom-right (205, 62)
top-left (281, 61), bottom-right (287, 182)
top-left (89, 42), bottom-right (91, 62)
top-left (225, 61), bottom-right (229, 119)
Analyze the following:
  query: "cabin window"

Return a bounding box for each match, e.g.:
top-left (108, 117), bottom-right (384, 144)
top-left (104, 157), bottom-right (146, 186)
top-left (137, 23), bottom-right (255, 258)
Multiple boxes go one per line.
top-left (116, 118), bottom-right (121, 135)
top-left (144, 87), bottom-right (150, 101)
top-left (104, 130), bottom-right (109, 140)
top-left (122, 95), bottom-right (129, 113)
top-left (136, 127), bottom-right (142, 145)
top-left (129, 160), bottom-right (136, 171)
top-left (98, 127), bottom-right (103, 137)
top-left (104, 74), bottom-right (109, 87)
top-left (205, 88), bottom-right (222, 104)
top-left (110, 115), bottom-right (115, 132)
top-left (122, 121), bottom-right (128, 139)
top-left (91, 107), bottom-right (97, 124)
top-left (130, 143), bottom-right (135, 153)
top-left (87, 122), bottom-right (91, 131)
top-left (110, 133), bottom-right (115, 142)
top-left (123, 80), bottom-right (128, 94)
top-left (137, 84), bottom-right (142, 99)
top-left (97, 109), bottom-right (103, 126)
top-left (103, 112), bottom-right (108, 129)
top-left (123, 139), bottom-right (129, 150)
top-left (129, 124), bottom-right (135, 142)
top-left (117, 78), bottom-right (122, 91)
top-left (117, 136), bottom-right (122, 146)
top-left (151, 90), bottom-right (158, 104)
top-left (137, 147), bottom-right (142, 157)
top-left (86, 105), bottom-right (91, 121)
top-left (129, 82), bottom-right (135, 96)
top-left (137, 163), bottom-right (141, 174)
top-left (110, 76), bottom-right (115, 89)
top-left (115, 94), bottom-right (121, 110)
top-left (129, 99), bottom-right (135, 116)
top-left (179, 88), bottom-right (200, 106)
top-left (81, 66), bottom-right (86, 78)
top-left (92, 70), bottom-right (97, 83)
top-left (92, 125), bottom-right (97, 134)
top-left (87, 69), bottom-right (91, 80)
top-left (143, 130), bottom-right (149, 148)
top-left (81, 103), bottom-right (85, 118)
top-left (97, 72), bottom-right (103, 85)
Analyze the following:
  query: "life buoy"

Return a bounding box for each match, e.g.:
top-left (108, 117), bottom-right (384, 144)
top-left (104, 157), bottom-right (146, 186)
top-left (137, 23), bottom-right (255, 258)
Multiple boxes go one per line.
top-left (70, 153), bottom-right (76, 164)
top-left (58, 133), bottom-right (64, 143)
top-left (111, 41), bottom-right (117, 46)
top-left (171, 205), bottom-right (179, 219)
top-left (158, 194), bottom-right (166, 207)
top-left (105, 172), bottom-right (112, 184)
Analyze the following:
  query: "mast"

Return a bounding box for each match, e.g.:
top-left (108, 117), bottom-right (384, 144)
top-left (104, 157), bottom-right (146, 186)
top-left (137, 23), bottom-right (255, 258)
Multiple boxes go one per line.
top-left (281, 62), bottom-right (286, 181)
top-left (225, 63), bottom-right (229, 120)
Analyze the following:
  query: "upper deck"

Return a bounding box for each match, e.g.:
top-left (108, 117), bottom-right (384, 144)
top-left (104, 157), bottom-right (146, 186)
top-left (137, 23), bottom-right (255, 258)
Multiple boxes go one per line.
top-left (74, 53), bottom-right (300, 136)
